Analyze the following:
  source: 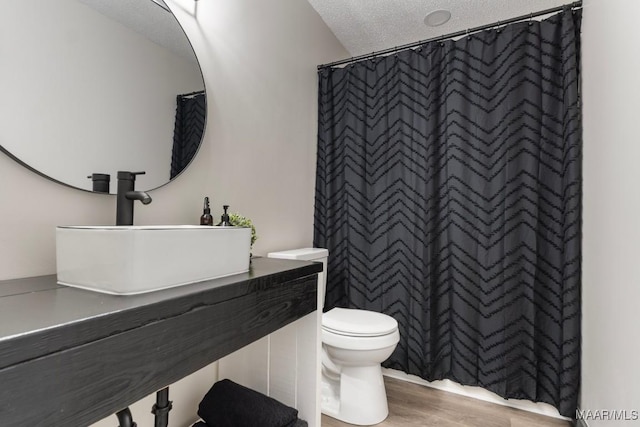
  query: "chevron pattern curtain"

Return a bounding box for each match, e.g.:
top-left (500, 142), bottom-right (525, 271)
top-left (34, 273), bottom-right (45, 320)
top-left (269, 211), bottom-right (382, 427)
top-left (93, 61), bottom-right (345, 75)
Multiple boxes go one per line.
top-left (171, 91), bottom-right (206, 179)
top-left (314, 10), bottom-right (581, 417)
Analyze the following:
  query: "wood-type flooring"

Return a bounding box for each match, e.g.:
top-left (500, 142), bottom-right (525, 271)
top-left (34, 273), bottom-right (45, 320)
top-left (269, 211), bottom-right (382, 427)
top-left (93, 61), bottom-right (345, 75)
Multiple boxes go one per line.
top-left (321, 377), bottom-right (572, 427)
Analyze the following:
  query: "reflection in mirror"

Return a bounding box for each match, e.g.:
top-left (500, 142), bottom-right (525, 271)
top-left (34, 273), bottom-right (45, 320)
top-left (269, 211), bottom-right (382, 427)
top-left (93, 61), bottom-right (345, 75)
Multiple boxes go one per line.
top-left (0, 0), bottom-right (206, 194)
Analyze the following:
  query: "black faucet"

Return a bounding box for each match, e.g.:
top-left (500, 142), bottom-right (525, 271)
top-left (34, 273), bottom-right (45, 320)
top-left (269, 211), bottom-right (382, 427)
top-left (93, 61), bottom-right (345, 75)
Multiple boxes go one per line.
top-left (116, 171), bottom-right (152, 226)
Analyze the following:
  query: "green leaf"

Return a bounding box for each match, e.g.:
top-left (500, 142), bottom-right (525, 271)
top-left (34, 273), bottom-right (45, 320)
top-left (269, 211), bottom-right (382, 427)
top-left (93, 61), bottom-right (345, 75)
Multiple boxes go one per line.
top-left (229, 213), bottom-right (258, 247)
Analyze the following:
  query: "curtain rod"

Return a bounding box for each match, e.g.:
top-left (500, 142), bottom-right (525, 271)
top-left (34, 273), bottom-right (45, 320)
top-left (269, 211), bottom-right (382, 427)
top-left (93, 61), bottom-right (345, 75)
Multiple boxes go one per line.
top-left (181, 90), bottom-right (205, 97)
top-left (318, 1), bottom-right (582, 70)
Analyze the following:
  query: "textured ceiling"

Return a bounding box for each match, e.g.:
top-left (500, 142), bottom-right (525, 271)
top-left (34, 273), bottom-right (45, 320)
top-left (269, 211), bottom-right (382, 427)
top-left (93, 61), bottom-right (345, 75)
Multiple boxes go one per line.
top-left (308, 0), bottom-right (573, 57)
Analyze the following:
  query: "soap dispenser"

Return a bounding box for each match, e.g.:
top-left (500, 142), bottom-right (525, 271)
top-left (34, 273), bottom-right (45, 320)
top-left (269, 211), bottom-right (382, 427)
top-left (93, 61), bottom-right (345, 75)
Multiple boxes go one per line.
top-left (200, 197), bottom-right (213, 226)
top-left (217, 205), bottom-right (232, 226)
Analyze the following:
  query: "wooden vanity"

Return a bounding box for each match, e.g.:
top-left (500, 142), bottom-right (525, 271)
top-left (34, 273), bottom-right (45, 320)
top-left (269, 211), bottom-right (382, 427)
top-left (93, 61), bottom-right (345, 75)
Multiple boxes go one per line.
top-left (0, 257), bottom-right (321, 426)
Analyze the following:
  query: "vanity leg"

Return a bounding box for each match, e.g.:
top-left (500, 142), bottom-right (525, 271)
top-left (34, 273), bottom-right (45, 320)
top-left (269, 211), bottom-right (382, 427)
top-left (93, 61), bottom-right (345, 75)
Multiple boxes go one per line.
top-left (116, 407), bottom-right (137, 427)
top-left (152, 387), bottom-right (172, 427)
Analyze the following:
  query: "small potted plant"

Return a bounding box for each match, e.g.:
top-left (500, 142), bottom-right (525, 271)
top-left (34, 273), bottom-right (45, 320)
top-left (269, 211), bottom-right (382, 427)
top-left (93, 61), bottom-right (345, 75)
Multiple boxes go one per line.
top-left (229, 213), bottom-right (258, 257)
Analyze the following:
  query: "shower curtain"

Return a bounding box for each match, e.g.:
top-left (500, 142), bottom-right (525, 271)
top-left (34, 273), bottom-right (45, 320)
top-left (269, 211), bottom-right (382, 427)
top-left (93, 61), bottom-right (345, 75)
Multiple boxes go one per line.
top-left (170, 91), bottom-right (206, 179)
top-left (314, 10), bottom-right (581, 417)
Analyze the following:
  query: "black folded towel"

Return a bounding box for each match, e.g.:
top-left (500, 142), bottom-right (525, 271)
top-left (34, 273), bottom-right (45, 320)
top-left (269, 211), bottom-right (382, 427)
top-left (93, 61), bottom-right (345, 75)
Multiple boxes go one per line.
top-left (193, 415), bottom-right (307, 427)
top-left (198, 379), bottom-right (299, 427)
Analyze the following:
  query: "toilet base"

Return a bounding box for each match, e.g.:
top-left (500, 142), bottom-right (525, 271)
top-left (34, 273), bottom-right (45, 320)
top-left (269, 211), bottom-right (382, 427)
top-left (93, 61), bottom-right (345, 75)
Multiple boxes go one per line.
top-left (321, 364), bottom-right (389, 425)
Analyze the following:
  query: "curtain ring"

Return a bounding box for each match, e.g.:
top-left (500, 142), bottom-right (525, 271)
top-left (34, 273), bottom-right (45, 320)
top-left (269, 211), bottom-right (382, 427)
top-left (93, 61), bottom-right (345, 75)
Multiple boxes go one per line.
top-left (529, 13), bottom-right (533, 25)
top-left (496, 21), bottom-right (502, 33)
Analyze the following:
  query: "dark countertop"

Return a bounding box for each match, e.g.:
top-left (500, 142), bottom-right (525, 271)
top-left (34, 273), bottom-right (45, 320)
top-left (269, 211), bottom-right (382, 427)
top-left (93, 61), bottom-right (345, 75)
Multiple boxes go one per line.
top-left (0, 257), bottom-right (321, 426)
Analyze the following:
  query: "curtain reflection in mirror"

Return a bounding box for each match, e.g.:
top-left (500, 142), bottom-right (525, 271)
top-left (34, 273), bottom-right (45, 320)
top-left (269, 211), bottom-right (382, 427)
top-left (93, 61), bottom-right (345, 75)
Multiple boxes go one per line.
top-left (171, 91), bottom-right (205, 179)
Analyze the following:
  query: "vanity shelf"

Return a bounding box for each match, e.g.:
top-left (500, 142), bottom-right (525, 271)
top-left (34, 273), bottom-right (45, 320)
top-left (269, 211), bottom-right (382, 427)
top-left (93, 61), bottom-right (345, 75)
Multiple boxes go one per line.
top-left (0, 257), bottom-right (321, 426)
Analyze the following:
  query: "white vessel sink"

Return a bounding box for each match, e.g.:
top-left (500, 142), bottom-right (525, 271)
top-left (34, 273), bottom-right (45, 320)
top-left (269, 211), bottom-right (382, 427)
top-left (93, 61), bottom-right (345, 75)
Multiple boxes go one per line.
top-left (56, 225), bottom-right (252, 295)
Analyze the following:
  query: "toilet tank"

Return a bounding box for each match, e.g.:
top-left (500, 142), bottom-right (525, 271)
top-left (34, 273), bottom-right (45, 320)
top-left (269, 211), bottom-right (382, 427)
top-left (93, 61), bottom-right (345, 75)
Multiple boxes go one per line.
top-left (268, 248), bottom-right (328, 308)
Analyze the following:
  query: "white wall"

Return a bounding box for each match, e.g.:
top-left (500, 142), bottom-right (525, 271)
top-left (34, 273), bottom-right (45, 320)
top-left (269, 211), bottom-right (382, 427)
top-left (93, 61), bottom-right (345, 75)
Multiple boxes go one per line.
top-left (581, 0), bottom-right (640, 425)
top-left (172, 0), bottom-right (349, 256)
top-left (0, 0), bottom-right (347, 425)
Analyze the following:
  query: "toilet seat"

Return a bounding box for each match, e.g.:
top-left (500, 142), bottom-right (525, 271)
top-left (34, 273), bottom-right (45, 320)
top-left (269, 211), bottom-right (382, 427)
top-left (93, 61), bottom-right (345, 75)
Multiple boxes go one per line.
top-left (322, 308), bottom-right (398, 337)
top-left (322, 308), bottom-right (399, 351)
top-left (322, 327), bottom-right (400, 351)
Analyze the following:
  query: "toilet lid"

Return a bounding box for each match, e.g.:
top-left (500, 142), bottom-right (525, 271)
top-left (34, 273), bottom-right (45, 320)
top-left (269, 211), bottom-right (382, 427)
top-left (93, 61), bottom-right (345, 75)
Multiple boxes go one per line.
top-left (322, 308), bottom-right (398, 337)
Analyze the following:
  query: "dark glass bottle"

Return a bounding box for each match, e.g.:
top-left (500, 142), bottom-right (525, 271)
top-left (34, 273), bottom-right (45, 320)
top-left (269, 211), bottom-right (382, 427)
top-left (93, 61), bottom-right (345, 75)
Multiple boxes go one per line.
top-left (200, 197), bottom-right (213, 226)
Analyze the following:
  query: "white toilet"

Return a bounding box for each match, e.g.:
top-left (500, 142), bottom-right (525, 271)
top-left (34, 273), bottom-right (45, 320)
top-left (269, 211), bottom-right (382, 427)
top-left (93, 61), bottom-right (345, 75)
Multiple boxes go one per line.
top-left (268, 248), bottom-right (400, 426)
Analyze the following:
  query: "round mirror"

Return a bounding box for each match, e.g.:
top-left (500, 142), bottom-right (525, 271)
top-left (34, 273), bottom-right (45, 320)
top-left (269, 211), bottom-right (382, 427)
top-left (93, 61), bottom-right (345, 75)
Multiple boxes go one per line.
top-left (0, 0), bottom-right (206, 194)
